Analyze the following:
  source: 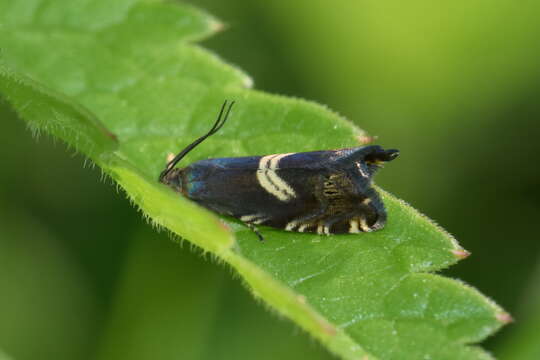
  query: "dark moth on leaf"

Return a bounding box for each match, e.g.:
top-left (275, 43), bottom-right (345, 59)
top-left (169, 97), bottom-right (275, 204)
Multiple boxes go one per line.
top-left (160, 101), bottom-right (399, 240)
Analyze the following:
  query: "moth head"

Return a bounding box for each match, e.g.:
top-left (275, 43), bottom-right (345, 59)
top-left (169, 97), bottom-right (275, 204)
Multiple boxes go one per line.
top-left (159, 168), bottom-right (184, 192)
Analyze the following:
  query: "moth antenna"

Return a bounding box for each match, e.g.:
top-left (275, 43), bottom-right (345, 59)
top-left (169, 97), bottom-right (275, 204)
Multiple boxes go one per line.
top-left (159, 100), bottom-right (235, 181)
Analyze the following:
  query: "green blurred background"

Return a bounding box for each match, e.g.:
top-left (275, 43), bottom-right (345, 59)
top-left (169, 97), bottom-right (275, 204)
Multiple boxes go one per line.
top-left (1, 1), bottom-right (539, 359)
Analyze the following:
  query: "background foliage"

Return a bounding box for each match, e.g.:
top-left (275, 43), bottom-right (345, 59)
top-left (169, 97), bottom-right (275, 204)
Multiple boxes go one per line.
top-left (0, 1), bottom-right (539, 359)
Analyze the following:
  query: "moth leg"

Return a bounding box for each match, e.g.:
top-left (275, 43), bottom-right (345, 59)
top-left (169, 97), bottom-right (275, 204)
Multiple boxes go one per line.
top-left (321, 213), bottom-right (353, 234)
top-left (284, 202), bottom-right (330, 233)
top-left (351, 197), bottom-right (387, 232)
top-left (243, 221), bottom-right (265, 242)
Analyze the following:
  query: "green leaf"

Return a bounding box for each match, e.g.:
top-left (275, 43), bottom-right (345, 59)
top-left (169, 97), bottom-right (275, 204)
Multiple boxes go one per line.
top-left (0, 1), bottom-right (509, 359)
top-left (98, 225), bottom-right (332, 360)
top-left (0, 65), bottom-right (117, 159)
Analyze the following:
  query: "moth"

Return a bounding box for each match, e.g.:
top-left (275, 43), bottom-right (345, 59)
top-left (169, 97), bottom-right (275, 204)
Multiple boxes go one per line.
top-left (159, 101), bottom-right (399, 240)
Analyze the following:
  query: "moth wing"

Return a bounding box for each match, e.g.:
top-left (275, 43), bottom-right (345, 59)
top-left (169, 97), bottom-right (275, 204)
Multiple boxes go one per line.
top-left (181, 151), bottom-right (386, 234)
top-left (181, 154), bottom-right (327, 226)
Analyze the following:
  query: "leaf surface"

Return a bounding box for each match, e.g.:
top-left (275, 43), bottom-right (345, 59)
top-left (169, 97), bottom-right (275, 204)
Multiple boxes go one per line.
top-left (0, 1), bottom-right (508, 359)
